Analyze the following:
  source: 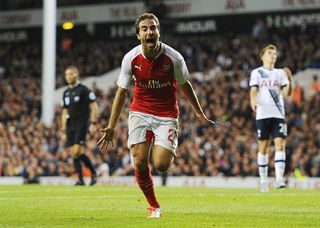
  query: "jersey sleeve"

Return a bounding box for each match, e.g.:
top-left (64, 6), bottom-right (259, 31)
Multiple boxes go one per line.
top-left (174, 55), bottom-right (190, 85)
top-left (249, 70), bottom-right (259, 87)
top-left (280, 69), bottom-right (289, 88)
top-left (117, 54), bottom-right (132, 89)
top-left (84, 86), bottom-right (96, 103)
top-left (88, 91), bottom-right (96, 102)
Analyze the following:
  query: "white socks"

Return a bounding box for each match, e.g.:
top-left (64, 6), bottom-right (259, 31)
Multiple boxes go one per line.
top-left (258, 153), bottom-right (268, 183)
top-left (275, 151), bottom-right (286, 182)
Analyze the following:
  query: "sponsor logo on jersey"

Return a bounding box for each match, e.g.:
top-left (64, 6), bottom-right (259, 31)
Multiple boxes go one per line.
top-left (137, 80), bottom-right (172, 89)
top-left (260, 79), bottom-right (280, 88)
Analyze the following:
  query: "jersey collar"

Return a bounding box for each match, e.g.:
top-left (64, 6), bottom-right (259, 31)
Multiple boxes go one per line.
top-left (68, 80), bottom-right (81, 88)
top-left (140, 42), bottom-right (164, 60)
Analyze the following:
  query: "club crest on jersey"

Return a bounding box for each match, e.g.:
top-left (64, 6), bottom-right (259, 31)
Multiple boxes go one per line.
top-left (162, 64), bottom-right (170, 71)
top-left (258, 69), bottom-right (268, 78)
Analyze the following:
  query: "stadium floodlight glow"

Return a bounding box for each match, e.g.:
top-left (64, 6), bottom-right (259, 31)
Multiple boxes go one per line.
top-left (63, 22), bottom-right (74, 30)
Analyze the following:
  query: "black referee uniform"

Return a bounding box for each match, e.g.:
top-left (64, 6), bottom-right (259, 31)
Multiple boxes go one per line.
top-left (62, 83), bottom-right (96, 146)
top-left (62, 82), bottom-right (97, 185)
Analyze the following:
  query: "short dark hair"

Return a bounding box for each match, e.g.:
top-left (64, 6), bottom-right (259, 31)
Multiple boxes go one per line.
top-left (260, 44), bottom-right (277, 58)
top-left (65, 65), bottom-right (79, 76)
top-left (135, 13), bottom-right (160, 34)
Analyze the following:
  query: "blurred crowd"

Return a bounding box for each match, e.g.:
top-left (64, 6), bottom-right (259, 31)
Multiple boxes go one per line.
top-left (0, 24), bottom-right (320, 183)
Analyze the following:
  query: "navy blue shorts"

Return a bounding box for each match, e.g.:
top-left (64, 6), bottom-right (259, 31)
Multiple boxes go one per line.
top-left (255, 118), bottom-right (287, 140)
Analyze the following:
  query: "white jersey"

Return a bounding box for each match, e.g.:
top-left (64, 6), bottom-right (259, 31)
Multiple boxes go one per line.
top-left (249, 66), bottom-right (289, 120)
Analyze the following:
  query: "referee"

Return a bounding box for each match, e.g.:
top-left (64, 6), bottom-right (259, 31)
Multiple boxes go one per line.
top-left (61, 66), bottom-right (98, 186)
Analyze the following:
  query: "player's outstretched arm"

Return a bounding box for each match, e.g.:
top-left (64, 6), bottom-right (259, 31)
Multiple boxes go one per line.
top-left (181, 80), bottom-right (215, 125)
top-left (283, 67), bottom-right (292, 97)
top-left (97, 86), bottom-right (127, 149)
top-left (89, 101), bottom-right (99, 134)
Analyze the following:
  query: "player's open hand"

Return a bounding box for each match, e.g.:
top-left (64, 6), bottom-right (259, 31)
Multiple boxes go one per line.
top-left (97, 127), bottom-right (115, 150)
top-left (196, 112), bottom-right (215, 126)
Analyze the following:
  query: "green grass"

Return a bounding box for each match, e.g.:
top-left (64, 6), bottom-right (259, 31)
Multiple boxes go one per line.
top-left (0, 185), bottom-right (319, 227)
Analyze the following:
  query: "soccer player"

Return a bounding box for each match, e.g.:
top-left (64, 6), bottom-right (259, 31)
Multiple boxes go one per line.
top-left (61, 66), bottom-right (98, 186)
top-left (97, 13), bottom-right (214, 218)
top-left (249, 44), bottom-right (292, 192)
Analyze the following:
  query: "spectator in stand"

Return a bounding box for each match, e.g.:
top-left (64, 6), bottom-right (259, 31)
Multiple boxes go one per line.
top-left (311, 75), bottom-right (320, 95)
top-left (292, 82), bottom-right (304, 106)
top-left (0, 22), bottom-right (320, 182)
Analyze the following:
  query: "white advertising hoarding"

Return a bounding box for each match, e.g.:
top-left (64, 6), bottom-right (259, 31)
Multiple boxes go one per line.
top-left (0, 2), bottom-right (145, 29)
top-left (1, 0), bottom-right (320, 29)
top-left (165, 0), bottom-right (320, 17)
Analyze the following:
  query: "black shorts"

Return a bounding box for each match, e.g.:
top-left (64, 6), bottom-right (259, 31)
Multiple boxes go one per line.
top-left (255, 118), bottom-right (287, 140)
top-left (66, 120), bottom-right (89, 147)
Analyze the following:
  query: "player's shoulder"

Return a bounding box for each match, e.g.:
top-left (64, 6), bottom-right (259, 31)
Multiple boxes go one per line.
top-left (78, 83), bottom-right (91, 92)
top-left (250, 66), bottom-right (263, 75)
top-left (162, 42), bottom-right (184, 62)
top-left (274, 67), bottom-right (286, 75)
top-left (123, 45), bottom-right (142, 61)
top-left (78, 83), bottom-right (87, 88)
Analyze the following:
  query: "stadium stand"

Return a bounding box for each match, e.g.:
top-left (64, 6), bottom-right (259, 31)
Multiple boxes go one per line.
top-left (0, 7), bottom-right (319, 182)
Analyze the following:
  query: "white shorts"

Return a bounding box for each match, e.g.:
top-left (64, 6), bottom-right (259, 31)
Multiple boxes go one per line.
top-left (128, 112), bottom-right (179, 155)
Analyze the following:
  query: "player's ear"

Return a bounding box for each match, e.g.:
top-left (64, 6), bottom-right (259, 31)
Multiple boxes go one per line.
top-left (137, 33), bottom-right (141, 40)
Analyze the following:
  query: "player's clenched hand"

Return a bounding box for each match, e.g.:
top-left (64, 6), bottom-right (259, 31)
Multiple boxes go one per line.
top-left (97, 127), bottom-right (115, 149)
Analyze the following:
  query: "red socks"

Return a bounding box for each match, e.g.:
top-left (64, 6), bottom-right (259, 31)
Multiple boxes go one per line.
top-left (135, 168), bottom-right (160, 209)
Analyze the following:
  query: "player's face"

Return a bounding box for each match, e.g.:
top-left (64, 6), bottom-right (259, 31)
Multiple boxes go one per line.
top-left (137, 19), bottom-right (160, 53)
top-left (65, 69), bottom-right (78, 85)
top-left (262, 49), bottom-right (277, 65)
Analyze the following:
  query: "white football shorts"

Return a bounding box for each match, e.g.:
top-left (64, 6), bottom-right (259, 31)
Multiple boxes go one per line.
top-left (127, 111), bottom-right (179, 155)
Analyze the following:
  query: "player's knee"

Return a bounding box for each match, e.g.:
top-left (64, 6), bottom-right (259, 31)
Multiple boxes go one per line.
top-left (275, 145), bottom-right (285, 151)
top-left (134, 159), bottom-right (148, 171)
top-left (154, 161), bottom-right (170, 172)
top-left (274, 138), bottom-right (286, 151)
top-left (70, 149), bottom-right (78, 158)
top-left (71, 145), bottom-right (83, 158)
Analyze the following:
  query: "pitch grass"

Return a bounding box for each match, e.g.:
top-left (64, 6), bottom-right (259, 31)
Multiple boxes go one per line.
top-left (0, 185), bottom-right (319, 227)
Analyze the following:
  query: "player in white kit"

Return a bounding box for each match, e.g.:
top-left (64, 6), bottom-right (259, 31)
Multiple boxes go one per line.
top-left (249, 44), bottom-right (292, 192)
top-left (97, 13), bottom-right (214, 217)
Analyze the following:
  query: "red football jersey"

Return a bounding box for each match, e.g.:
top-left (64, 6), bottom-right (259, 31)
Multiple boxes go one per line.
top-left (117, 43), bottom-right (189, 118)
